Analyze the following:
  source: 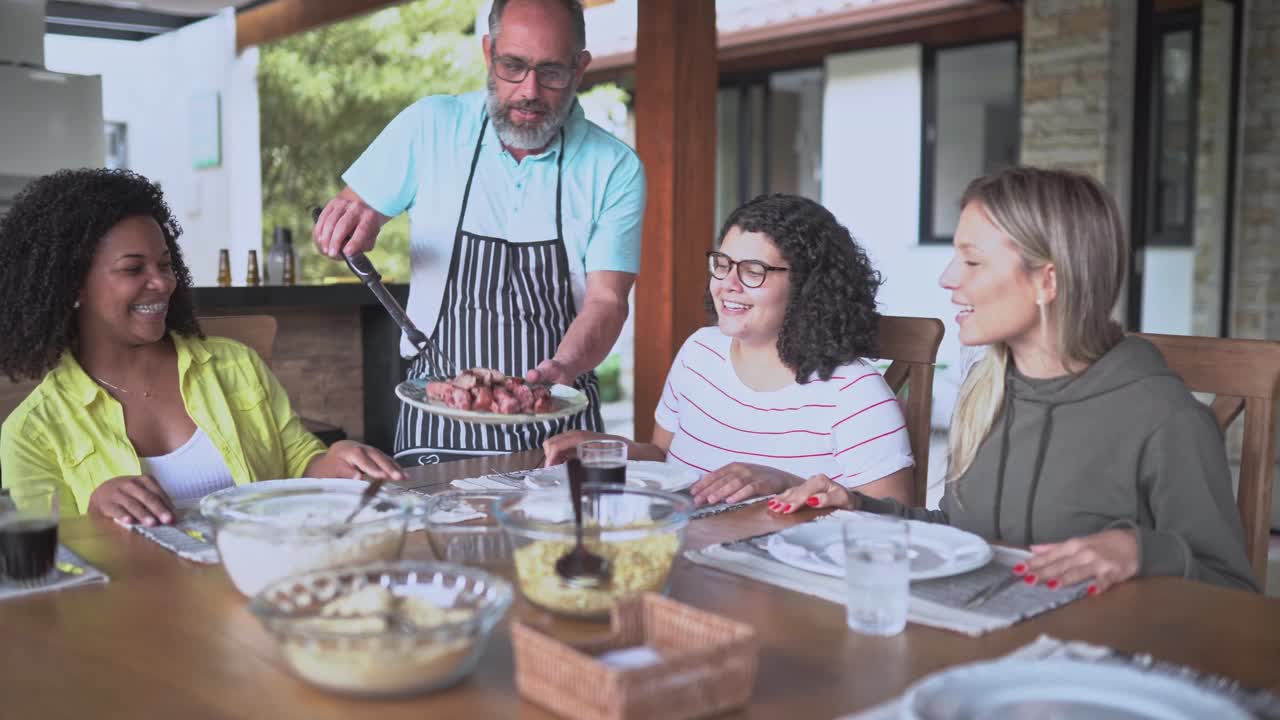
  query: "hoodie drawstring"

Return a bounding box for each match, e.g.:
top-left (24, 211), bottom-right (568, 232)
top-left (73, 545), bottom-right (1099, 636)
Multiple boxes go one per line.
top-left (1023, 405), bottom-right (1055, 546)
top-left (991, 384), bottom-right (1056, 545)
top-left (992, 391), bottom-right (1014, 541)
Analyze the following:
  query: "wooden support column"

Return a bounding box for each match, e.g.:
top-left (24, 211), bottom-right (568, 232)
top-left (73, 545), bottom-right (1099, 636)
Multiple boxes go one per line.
top-left (236, 0), bottom-right (404, 51)
top-left (633, 0), bottom-right (718, 442)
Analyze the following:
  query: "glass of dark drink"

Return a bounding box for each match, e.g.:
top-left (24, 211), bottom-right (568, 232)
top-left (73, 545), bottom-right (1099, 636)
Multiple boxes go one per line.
top-left (577, 439), bottom-right (627, 485)
top-left (0, 483), bottom-right (59, 584)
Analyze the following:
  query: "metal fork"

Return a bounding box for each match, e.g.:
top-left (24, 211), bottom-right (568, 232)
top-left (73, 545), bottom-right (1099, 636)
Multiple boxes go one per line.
top-left (962, 572), bottom-right (1020, 609)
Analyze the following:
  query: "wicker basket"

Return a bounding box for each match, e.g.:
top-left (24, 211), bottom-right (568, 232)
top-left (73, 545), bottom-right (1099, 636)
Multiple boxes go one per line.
top-left (511, 593), bottom-right (758, 720)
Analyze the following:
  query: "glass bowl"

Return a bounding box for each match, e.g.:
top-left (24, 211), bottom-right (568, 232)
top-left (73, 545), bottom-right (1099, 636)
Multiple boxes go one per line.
top-left (422, 490), bottom-right (521, 569)
top-left (493, 483), bottom-right (693, 619)
top-left (248, 560), bottom-right (513, 697)
top-left (199, 478), bottom-right (427, 596)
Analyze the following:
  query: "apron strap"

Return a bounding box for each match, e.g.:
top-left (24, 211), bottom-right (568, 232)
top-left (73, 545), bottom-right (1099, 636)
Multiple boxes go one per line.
top-left (454, 115), bottom-right (489, 239)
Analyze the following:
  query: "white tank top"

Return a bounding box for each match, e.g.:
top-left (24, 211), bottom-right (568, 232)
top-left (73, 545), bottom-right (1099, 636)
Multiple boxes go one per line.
top-left (140, 428), bottom-right (235, 503)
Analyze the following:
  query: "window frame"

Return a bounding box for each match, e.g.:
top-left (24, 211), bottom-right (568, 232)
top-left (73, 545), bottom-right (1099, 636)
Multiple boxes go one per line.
top-left (918, 37), bottom-right (1023, 246)
top-left (717, 65), bottom-right (825, 220)
top-left (1146, 11), bottom-right (1201, 248)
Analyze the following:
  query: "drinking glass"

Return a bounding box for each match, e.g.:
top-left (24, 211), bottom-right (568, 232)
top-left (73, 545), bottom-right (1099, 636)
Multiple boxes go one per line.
top-left (841, 515), bottom-right (909, 636)
top-left (0, 483), bottom-right (60, 583)
top-left (577, 439), bottom-right (627, 485)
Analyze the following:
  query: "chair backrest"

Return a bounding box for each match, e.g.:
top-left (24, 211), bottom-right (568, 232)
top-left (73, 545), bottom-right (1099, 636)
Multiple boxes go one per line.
top-left (201, 315), bottom-right (278, 368)
top-left (1137, 332), bottom-right (1280, 585)
top-left (877, 316), bottom-right (945, 505)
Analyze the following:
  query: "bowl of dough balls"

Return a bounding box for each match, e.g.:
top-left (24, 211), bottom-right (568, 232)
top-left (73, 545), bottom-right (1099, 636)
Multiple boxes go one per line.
top-left (493, 484), bottom-right (693, 619)
top-left (248, 560), bottom-right (513, 697)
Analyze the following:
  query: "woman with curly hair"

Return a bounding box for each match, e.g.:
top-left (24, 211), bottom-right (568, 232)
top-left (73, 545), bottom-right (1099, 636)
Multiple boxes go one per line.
top-left (543, 193), bottom-right (914, 506)
top-left (0, 168), bottom-right (403, 527)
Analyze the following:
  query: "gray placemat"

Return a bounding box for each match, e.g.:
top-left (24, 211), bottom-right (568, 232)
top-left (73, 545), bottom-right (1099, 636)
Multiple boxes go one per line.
top-left (690, 494), bottom-right (773, 519)
top-left (0, 545), bottom-right (109, 601)
top-left (124, 509), bottom-right (219, 564)
top-left (686, 515), bottom-right (1090, 636)
top-left (728, 514), bottom-right (1088, 620)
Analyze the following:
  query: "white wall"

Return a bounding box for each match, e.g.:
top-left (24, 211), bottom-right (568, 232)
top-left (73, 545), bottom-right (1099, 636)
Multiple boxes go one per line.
top-left (45, 10), bottom-right (261, 286)
top-left (1140, 247), bottom-right (1195, 335)
top-left (822, 45), bottom-right (963, 427)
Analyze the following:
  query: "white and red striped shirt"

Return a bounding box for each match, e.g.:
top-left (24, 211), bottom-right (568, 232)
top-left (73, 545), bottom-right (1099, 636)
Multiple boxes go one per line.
top-left (655, 327), bottom-right (913, 487)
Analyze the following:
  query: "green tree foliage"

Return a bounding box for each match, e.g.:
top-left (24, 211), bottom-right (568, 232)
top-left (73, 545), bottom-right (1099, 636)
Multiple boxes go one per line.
top-left (258, 0), bottom-right (485, 284)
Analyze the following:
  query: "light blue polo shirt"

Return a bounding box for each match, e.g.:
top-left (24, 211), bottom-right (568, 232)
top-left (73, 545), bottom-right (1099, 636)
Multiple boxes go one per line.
top-left (343, 91), bottom-right (646, 358)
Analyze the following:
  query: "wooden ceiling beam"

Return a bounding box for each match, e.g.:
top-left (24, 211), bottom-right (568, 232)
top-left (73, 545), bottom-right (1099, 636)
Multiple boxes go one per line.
top-left (235, 0), bottom-right (406, 51)
top-left (585, 0), bottom-right (1021, 84)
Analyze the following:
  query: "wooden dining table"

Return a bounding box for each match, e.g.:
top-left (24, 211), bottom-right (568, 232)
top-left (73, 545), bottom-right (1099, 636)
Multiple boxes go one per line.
top-left (3, 449), bottom-right (1279, 719)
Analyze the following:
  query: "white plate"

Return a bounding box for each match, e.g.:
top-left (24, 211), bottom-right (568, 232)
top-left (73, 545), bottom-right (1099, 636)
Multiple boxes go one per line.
top-left (395, 379), bottom-right (589, 426)
top-left (764, 511), bottom-right (991, 581)
top-left (621, 461), bottom-right (699, 492)
top-left (900, 658), bottom-right (1252, 720)
top-left (510, 461), bottom-right (699, 493)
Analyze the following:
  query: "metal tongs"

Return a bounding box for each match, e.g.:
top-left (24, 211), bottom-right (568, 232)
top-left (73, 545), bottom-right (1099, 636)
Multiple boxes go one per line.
top-left (312, 207), bottom-right (457, 379)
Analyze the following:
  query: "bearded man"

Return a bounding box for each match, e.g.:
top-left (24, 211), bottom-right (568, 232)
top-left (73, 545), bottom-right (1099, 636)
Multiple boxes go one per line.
top-left (314, 0), bottom-right (644, 465)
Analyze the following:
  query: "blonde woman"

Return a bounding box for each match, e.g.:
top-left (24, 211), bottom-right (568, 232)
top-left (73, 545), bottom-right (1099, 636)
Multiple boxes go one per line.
top-left (772, 166), bottom-right (1257, 593)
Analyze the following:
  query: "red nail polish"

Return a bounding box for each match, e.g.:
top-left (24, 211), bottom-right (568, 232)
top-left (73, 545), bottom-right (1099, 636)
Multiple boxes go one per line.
top-left (783, 504), bottom-right (793, 512)
top-left (1087, 584), bottom-right (1099, 596)
top-left (1046, 579), bottom-right (1060, 590)
top-left (1012, 563), bottom-right (1027, 574)
top-left (1023, 574), bottom-right (1037, 585)
top-left (805, 497), bottom-right (819, 506)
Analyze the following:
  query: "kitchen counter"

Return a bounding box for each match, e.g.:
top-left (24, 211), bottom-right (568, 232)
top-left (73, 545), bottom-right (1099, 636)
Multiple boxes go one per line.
top-left (192, 283), bottom-right (408, 308)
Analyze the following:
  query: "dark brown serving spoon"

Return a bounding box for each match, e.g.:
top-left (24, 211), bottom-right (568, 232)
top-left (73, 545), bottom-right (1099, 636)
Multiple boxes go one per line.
top-left (554, 458), bottom-right (611, 588)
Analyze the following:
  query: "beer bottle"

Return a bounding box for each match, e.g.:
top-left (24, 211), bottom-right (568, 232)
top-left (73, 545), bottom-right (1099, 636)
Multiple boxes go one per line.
top-left (217, 249), bottom-right (231, 287)
top-left (282, 246), bottom-right (296, 286)
top-left (246, 250), bottom-right (260, 287)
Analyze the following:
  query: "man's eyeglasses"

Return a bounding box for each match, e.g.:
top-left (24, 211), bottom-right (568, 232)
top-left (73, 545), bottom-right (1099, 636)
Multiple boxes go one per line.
top-left (706, 251), bottom-right (788, 288)
top-left (492, 55), bottom-right (578, 90)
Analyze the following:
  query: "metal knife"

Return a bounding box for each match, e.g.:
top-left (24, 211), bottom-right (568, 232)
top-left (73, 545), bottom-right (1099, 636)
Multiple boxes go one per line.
top-left (311, 207), bottom-right (456, 377)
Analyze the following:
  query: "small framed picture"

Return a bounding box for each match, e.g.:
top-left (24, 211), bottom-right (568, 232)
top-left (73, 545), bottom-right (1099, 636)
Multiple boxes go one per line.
top-left (190, 92), bottom-right (221, 170)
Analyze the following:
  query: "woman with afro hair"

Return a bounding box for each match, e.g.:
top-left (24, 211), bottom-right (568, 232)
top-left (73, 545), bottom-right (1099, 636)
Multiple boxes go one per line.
top-left (543, 193), bottom-right (913, 507)
top-left (0, 168), bottom-right (403, 527)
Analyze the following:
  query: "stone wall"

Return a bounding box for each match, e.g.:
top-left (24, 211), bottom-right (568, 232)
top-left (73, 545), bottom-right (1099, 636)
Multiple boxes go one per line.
top-left (1232, 0), bottom-right (1280, 342)
top-left (258, 306), bottom-right (365, 442)
top-left (1191, 0), bottom-right (1235, 338)
top-left (1020, 0), bottom-right (1136, 202)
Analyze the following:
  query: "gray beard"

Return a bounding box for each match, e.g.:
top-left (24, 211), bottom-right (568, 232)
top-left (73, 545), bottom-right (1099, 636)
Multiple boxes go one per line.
top-left (485, 72), bottom-right (576, 151)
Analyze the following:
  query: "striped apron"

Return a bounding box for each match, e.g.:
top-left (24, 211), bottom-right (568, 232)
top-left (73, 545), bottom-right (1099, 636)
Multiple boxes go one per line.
top-left (394, 118), bottom-right (604, 465)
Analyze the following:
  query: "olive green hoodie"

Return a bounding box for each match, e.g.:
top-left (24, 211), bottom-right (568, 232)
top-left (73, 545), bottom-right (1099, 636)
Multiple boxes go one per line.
top-left (861, 336), bottom-right (1258, 592)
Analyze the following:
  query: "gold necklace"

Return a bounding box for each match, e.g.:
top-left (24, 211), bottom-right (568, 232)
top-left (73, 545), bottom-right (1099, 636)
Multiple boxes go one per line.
top-left (91, 375), bottom-right (152, 399)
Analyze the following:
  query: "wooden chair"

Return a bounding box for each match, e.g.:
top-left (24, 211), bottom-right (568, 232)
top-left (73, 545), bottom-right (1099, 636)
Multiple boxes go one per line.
top-left (201, 315), bottom-right (277, 367)
top-left (203, 315), bottom-right (346, 445)
top-left (877, 316), bottom-right (945, 506)
top-left (1138, 332), bottom-right (1280, 586)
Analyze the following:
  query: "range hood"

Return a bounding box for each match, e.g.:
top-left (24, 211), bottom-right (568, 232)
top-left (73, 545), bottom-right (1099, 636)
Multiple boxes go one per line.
top-left (0, 0), bottom-right (105, 215)
top-left (0, 0), bottom-right (46, 67)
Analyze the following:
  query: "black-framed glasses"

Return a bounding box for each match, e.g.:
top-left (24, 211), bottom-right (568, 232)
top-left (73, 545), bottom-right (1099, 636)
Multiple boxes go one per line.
top-left (706, 251), bottom-right (788, 288)
top-left (492, 54), bottom-right (578, 90)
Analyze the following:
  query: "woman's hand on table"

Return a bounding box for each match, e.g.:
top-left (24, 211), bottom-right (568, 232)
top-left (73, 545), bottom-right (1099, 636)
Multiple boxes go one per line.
top-left (541, 430), bottom-right (630, 466)
top-left (768, 474), bottom-right (860, 514)
top-left (89, 475), bottom-right (175, 526)
top-left (1026, 528), bottom-right (1139, 595)
top-left (307, 441), bottom-right (405, 482)
top-left (689, 463), bottom-right (803, 506)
